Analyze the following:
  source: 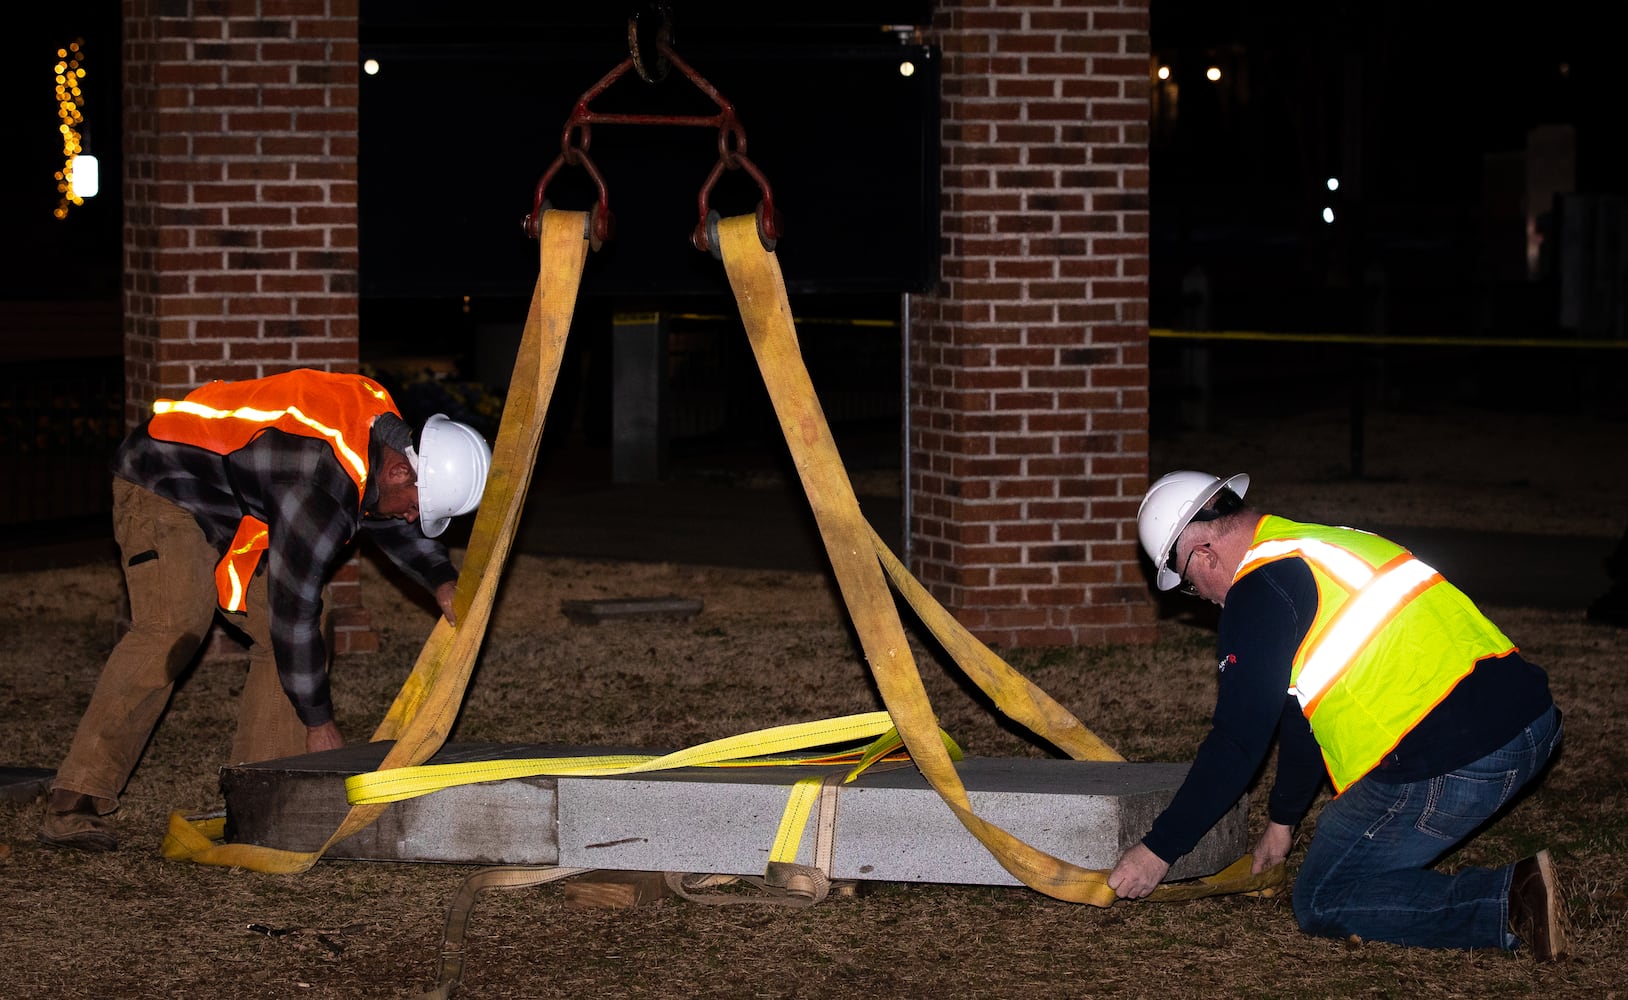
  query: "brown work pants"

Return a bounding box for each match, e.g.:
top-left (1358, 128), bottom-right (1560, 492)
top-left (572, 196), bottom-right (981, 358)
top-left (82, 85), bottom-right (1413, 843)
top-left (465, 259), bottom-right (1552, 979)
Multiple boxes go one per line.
top-left (51, 479), bottom-right (309, 812)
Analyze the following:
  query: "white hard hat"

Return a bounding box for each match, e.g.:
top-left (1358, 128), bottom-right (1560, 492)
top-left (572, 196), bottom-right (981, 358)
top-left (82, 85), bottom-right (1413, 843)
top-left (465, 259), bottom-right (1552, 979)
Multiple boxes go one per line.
top-left (1138, 470), bottom-right (1250, 591)
top-left (411, 414), bottom-right (492, 538)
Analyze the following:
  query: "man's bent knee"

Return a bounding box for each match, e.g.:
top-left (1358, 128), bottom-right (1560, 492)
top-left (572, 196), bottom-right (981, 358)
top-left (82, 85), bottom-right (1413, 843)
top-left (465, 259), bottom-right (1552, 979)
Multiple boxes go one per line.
top-left (1292, 886), bottom-right (1346, 939)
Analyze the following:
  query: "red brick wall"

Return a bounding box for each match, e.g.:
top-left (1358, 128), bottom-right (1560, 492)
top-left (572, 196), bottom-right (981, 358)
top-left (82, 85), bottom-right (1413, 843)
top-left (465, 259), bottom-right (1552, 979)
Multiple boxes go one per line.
top-left (122, 0), bottom-right (360, 424)
top-left (122, 0), bottom-right (371, 656)
top-left (909, 0), bottom-right (1156, 647)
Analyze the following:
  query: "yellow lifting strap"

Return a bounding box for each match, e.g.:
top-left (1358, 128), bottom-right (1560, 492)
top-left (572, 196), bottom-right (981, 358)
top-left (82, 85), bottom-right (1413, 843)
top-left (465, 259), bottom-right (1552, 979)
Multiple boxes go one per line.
top-left (342, 712), bottom-right (960, 805)
top-left (164, 209), bottom-right (1280, 904)
top-left (713, 213), bottom-right (1281, 905)
top-left (162, 210), bottom-right (593, 871)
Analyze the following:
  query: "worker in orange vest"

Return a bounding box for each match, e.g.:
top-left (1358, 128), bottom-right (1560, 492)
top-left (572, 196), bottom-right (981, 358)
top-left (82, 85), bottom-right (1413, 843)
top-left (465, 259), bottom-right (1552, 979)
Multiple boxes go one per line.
top-left (40, 369), bottom-right (491, 852)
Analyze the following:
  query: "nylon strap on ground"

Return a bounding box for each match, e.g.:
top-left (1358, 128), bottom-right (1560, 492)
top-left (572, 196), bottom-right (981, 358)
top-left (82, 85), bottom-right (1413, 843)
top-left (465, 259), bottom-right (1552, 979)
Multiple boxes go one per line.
top-left (413, 866), bottom-right (589, 1000)
top-left (343, 711), bottom-right (959, 804)
top-left (161, 210), bottom-right (591, 871)
top-left (716, 213), bottom-right (1282, 905)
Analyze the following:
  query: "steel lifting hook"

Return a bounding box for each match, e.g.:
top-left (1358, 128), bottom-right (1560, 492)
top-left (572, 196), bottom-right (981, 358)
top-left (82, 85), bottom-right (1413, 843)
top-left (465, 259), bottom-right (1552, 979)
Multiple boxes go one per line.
top-left (521, 6), bottom-right (782, 256)
top-left (627, 2), bottom-right (672, 85)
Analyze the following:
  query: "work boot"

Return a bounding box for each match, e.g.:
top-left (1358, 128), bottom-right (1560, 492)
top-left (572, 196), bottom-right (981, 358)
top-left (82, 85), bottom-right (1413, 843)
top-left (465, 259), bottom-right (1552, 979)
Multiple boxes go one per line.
top-left (1508, 850), bottom-right (1567, 962)
top-left (37, 789), bottom-right (118, 852)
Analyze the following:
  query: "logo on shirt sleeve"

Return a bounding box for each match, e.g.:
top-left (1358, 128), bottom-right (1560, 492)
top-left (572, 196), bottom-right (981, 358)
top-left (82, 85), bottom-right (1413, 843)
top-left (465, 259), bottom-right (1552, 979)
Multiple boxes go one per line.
top-left (1217, 653), bottom-right (1238, 674)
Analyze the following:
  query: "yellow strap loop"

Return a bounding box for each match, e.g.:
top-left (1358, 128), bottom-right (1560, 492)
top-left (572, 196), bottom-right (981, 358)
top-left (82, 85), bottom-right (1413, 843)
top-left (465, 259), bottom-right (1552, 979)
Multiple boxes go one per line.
top-left (163, 210), bottom-right (591, 870)
top-left (867, 522), bottom-right (1124, 763)
top-left (411, 866), bottom-right (591, 1000)
top-left (769, 776), bottom-right (826, 865)
top-left (346, 711), bottom-right (897, 805)
top-left (715, 214), bottom-right (1282, 905)
top-left (164, 208), bottom-right (1283, 906)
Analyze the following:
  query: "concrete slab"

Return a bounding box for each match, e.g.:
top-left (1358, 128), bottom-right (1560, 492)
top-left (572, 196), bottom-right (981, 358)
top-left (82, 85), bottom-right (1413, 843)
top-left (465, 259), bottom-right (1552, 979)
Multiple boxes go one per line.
top-left (554, 755), bottom-right (1243, 884)
top-left (0, 766), bottom-right (54, 804)
top-left (222, 743), bottom-right (561, 864)
top-left (222, 743), bottom-right (1247, 885)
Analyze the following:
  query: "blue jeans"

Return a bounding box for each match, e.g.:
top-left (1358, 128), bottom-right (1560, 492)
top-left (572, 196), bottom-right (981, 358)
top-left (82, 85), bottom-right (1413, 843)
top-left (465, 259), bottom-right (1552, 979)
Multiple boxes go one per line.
top-left (1292, 704), bottom-right (1562, 950)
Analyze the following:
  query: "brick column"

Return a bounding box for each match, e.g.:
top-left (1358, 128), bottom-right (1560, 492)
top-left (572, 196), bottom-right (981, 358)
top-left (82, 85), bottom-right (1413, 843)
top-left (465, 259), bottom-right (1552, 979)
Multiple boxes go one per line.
top-left (122, 0), bottom-right (374, 655)
top-left (909, 0), bottom-right (1155, 648)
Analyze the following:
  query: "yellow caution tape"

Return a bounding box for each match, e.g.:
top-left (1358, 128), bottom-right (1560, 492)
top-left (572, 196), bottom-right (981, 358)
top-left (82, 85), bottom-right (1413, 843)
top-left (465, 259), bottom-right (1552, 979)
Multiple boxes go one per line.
top-left (1151, 327), bottom-right (1628, 350)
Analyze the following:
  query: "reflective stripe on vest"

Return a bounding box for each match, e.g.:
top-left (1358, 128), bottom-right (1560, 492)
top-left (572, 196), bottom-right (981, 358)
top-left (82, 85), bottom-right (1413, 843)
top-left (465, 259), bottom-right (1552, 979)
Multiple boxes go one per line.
top-left (1240, 537), bottom-right (1373, 590)
top-left (1239, 516), bottom-right (1515, 792)
top-left (1289, 552), bottom-right (1442, 716)
top-left (147, 370), bottom-right (399, 612)
top-left (217, 517), bottom-right (270, 614)
top-left (153, 400), bottom-right (372, 484)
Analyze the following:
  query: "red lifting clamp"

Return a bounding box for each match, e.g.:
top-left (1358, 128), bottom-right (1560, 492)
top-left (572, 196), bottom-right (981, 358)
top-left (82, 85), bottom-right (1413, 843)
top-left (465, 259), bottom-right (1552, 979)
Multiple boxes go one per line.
top-left (522, 5), bottom-right (782, 256)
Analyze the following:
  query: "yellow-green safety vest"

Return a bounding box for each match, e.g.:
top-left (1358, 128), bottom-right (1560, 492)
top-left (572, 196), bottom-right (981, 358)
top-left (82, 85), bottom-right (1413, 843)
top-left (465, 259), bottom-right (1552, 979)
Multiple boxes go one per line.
top-left (1236, 515), bottom-right (1517, 792)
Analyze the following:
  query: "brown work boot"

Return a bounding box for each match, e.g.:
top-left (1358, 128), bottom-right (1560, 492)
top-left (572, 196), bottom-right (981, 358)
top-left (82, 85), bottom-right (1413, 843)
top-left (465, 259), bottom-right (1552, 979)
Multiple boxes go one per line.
top-left (37, 789), bottom-right (118, 852)
top-left (1508, 850), bottom-right (1568, 961)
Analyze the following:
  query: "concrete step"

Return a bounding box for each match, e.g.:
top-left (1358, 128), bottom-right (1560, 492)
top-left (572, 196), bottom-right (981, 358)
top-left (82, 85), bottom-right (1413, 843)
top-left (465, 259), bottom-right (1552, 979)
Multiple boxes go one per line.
top-left (221, 742), bottom-right (1247, 886)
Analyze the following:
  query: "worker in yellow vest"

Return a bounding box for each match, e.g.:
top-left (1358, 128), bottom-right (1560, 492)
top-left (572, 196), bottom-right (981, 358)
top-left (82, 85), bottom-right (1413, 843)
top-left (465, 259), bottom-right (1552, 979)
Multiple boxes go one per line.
top-left (39, 370), bottom-right (491, 852)
top-left (1110, 471), bottom-right (1566, 961)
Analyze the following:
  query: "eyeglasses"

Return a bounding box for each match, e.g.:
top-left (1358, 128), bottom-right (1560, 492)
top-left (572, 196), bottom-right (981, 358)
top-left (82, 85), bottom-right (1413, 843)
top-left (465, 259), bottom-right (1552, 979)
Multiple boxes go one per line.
top-left (1169, 543), bottom-right (1205, 596)
top-left (1163, 487), bottom-right (1242, 597)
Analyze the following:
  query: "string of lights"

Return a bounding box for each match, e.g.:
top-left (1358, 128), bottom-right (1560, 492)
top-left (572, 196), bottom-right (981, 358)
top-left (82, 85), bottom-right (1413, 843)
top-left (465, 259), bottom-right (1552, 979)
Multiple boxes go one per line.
top-left (52, 38), bottom-right (89, 219)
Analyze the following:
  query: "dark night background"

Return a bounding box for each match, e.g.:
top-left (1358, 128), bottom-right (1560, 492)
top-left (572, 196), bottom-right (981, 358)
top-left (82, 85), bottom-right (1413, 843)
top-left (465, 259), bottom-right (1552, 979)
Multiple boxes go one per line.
top-left (2, 2), bottom-right (1625, 528)
top-left (1146, 1), bottom-right (1624, 338)
top-left (5, 3), bottom-right (1622, 332)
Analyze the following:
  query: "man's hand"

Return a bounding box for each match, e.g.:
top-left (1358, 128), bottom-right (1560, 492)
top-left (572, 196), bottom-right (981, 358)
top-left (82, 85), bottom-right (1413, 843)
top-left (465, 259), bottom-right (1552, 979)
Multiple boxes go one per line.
top-left (1108, 842), bottom-right (1170, 899)
top-left (434, 581), bottom-right (458, 625)
top-left (1251, 821), bottom-right (1294, 874)
top-left (305, 721), bottom-right (344, 754)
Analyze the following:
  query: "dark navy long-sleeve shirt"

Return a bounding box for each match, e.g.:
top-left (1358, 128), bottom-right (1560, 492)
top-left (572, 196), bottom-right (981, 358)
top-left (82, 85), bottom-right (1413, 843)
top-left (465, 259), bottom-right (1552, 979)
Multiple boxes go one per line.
top-left (1141, 553), bottom-right (1554, 865)
top-left (112, 412), bottom-right (458, 727)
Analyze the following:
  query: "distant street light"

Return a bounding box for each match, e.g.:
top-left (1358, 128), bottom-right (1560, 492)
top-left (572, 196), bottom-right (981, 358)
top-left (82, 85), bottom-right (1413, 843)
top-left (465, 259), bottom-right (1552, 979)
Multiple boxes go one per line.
top-left (1326, 177), bottom-right (1340, 191)
top-left (1206, 66), bottom-right (1222, 82)
top-left (1157, 65), bottom-right (1171, 80)
top-left (364, 58), bottom-right (380, 76)
top-left (1322, 207), bottom-right (1336, 224)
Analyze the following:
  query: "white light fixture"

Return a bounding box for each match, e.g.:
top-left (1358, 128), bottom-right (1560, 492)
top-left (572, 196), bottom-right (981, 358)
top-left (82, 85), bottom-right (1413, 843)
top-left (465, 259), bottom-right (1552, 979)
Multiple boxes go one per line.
top-left (363, 58), bottom-right (380, 76)
top-left (1326, 177), bottom-right (1340, 191)
top-left (71, 154), bottom-right (99, 198)
top-left (1322, 207), bottom-right (1335, 224)
top-left (899, 60), bottom-right (915, 77)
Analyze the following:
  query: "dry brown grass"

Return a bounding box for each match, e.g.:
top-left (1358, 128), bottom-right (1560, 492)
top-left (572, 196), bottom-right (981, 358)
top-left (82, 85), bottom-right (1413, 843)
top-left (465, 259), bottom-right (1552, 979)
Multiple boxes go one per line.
top-left (3, 401), bottom-right (1627, 998)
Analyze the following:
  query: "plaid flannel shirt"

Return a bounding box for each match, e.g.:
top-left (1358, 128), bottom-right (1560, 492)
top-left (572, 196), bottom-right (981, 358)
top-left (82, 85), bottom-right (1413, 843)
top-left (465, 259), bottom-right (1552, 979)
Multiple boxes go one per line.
top-left (111, 412), bottom-right (457, 726)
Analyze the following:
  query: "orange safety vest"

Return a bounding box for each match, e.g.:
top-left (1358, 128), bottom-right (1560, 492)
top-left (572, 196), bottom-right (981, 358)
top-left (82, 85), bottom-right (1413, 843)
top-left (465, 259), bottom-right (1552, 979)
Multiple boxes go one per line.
top-left (146, 369), bottom-right (400, 612)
